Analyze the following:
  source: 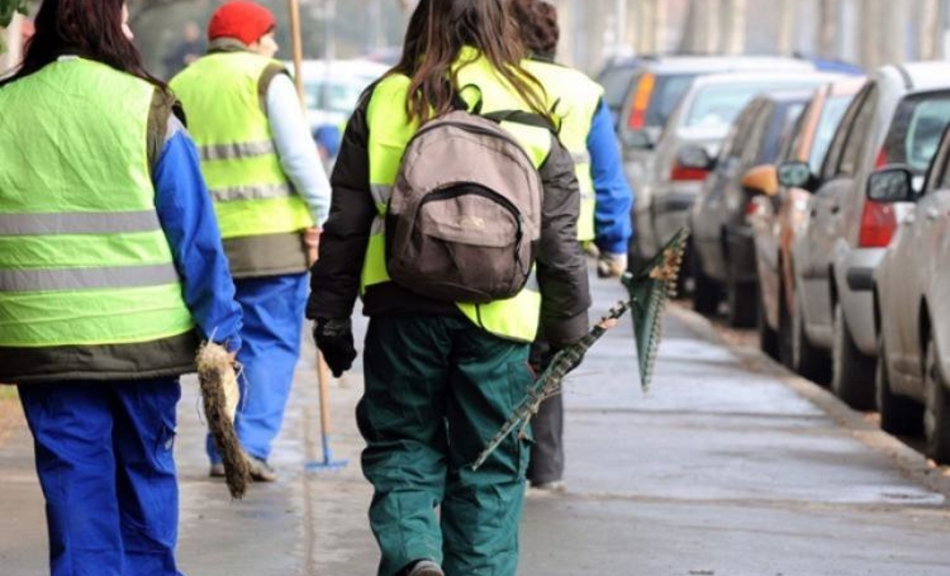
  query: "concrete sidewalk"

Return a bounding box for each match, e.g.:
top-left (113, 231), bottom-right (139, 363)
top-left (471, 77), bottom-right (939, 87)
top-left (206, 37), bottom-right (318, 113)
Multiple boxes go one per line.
top-left (3, 274), bottom-right (950, 575)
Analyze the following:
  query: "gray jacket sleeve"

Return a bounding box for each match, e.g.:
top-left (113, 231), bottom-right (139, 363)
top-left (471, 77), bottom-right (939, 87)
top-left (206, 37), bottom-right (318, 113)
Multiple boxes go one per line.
top-left (535, 135), bottom-right (592, 347)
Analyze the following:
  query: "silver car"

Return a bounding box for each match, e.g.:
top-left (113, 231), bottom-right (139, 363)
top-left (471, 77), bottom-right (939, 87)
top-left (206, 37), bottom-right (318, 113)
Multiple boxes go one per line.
top-left (870, 152), bottom-right (950, 463)
top-left (614, 56), bottom-right (815, 264)
top-left (789, 62), bottom-right (950, 410)
top-left (643, 72), bottom-right (837, 260)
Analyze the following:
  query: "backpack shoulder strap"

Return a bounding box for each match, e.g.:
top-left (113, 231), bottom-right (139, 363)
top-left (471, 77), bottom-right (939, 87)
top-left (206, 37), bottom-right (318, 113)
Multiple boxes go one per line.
top-left (481, 109), bottom-right (559, 135)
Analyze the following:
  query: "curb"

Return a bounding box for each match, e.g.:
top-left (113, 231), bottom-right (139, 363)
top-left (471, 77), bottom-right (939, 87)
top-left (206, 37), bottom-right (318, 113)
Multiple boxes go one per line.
top-left (667, 303), bottom-right (950, 503)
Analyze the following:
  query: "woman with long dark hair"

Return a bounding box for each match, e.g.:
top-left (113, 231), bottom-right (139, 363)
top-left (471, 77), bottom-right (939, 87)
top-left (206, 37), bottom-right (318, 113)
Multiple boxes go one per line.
top-left (307, 1), bottom-right (591, 574)
top-left (0, 1), bottom-right (242, 574)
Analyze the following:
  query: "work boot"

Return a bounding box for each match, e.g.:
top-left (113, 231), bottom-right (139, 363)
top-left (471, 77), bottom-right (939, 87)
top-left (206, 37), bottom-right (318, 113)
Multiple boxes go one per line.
top-left (209, 463), bottom-right (225, 478)
top-left (527, 479), bottom-right (567, 496)
top-left (245, 454), bottom-right (278, 482)
top-left (405, 560), bottom-right (444, 576)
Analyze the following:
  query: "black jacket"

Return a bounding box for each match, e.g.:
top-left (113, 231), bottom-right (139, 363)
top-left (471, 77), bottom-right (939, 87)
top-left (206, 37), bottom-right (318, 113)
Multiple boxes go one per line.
top-left (307, 89), bottom-right (591, 347)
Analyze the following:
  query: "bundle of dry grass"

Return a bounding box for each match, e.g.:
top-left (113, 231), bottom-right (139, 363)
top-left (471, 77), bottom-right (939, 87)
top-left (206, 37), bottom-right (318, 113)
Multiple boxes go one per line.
top-left (196, 342), bottom-right (250, 499)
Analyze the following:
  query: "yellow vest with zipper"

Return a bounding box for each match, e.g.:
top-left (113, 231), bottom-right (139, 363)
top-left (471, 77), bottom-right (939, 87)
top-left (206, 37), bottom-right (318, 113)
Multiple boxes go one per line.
top-left (361, 49), bottom-right (553, 342)
top-left (170, 51), bottom-right (314, 278)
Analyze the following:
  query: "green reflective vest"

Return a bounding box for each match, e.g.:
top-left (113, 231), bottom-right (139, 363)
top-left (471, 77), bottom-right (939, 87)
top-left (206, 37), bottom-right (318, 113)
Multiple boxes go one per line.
top-left (0, 58), bottom-right (197, 383)
top-left (362, 48), bottom-right (553, 342)
top-left (171, 51), bottom-right (314, 278)
top-left (524, 59), bottom-right (604, 242)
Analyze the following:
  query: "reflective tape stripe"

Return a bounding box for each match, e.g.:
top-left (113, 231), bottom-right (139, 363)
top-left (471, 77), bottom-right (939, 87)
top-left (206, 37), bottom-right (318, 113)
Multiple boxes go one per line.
top-left (572, 151), bottom-right (592, 165)
top-left (371, 184), bottom-right (393, 206)
top-left (0, 264), bottom-right (181, 293)
top-left (210, 182), bottom-right (294, 203)
top-left (199, 140), bottom-right (276, 162)
top-left (0, 211), bottom-right (161, 236)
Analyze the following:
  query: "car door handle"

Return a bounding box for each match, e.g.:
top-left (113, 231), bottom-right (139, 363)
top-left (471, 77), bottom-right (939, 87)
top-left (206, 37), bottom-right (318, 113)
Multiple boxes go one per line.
top-left (830, 205), bottom-right (841, 215)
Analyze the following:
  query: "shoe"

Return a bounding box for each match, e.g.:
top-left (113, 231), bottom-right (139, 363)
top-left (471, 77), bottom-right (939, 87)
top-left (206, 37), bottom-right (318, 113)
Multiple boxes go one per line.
top-left (209, 463), bottom-right (225, 478)
top-left (406, 560), bottom-right (444, 576)
top-left (529, 480), bottom-right (566, 494)
top-left (245, 454), bottom-right (278, 482)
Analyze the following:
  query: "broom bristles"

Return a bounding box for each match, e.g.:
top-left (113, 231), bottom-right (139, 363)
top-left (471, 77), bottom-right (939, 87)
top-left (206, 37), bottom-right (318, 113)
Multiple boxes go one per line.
top-left (196, 342), bottom-right (251, 499)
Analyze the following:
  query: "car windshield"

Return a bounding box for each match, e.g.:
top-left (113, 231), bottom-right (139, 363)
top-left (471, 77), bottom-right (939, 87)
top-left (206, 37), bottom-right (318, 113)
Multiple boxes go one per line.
top-left (808, 95), bottom-right (853, 172)
top-left (685, 81), bottom-right (812, 129)
top-left (601, 66), bottom-right (639, 111)
top-left (884, 92), bottom-right (950, 172)
top-left (644, 74), bottom-right (697, 127)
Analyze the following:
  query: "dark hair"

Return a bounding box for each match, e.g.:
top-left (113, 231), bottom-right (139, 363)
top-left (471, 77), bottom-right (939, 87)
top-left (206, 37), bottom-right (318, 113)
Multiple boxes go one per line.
top-left (391, 0), bottom-right (548, 124)
top-left (2, 0), bottom-right (166, 91)
top-left (509, 0), bottom-right (560, 57)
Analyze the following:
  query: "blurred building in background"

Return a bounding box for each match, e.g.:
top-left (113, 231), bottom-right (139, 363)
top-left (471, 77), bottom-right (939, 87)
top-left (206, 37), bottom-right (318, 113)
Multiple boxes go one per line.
top-left (3, 1), bottom-right (950, 80)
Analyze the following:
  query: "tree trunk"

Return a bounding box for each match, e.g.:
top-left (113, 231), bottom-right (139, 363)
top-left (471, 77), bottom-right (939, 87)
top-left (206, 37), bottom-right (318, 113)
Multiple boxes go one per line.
top-left (920, 0), bottom-right (942, 60)
top-left (776, 0), bottom-right (795, 55)
top-left (724, 0), bottom-right (746, 55)
top-left (817, 0), bottom-right (837, 58)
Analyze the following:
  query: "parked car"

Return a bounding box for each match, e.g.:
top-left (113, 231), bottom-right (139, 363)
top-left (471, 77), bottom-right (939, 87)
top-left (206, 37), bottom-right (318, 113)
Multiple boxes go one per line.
top-left (688, 90), bottom-right (813, 326)
top-left (749, 79), bottom-right (863, 366)
top-left (608, 56), bottom-right (816, 267)
top-left (870, 150), bottom-right (950, 462)
top-left (786, 62), bottom-right (950, 409)
top-left (290, 58), bottom-right (389, 134)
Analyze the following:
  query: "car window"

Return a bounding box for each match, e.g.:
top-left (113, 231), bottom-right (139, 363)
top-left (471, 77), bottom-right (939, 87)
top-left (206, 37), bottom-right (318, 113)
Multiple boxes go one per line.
top-left (600, 67), bottom-right (639, 111)
top-left (742, 103), bottom-right (773, 168)
top-left (882, 91), bottom-right (950, 173)
top-left (718, 100), bottom-right (761, 162)
top-left (836, 84), bottom-right (878, 177)
top-left (645, 74), bottom-right (697, 128)
top-left (758, 101), bottom-right (806, 165)
top-left (808, 94), bottom-right (853, 173)
top-left (929, 124), bottom-right (950, 191)
top-left (822, 82), bottom-right (872, 180)
top-left (782, 99), bottom-right (814, 163)
top-left (685, 80), bottom-right (817, 130)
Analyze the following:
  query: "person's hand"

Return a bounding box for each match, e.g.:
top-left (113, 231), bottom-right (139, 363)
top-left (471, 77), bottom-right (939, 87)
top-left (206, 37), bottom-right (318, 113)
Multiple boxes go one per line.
top-left (313, 318), bottom-right (356, 378)
top-left (597, 252), bottom-right (628, 278)
top-left (304, 227), bottom-right (321, 265)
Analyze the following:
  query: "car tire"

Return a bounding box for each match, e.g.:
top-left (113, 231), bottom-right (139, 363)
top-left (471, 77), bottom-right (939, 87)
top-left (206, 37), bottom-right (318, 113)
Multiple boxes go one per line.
top-left (757, 284), bottom-right (779, 360)
top-left (692, 245), bottom-right (720, 315)
top-left (725, 256), bottom-right (756, 328)
top-left (876, 334), bottom-right (922, 436)
top-left (789, 288), bottom-right (829, 383)
top-left (831, 303), bottom-right (876, 410)
top-left (924, 336), bottom-right (950, 463)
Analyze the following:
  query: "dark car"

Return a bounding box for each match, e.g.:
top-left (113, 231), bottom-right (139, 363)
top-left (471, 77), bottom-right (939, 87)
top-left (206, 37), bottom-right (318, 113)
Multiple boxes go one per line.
top-left (689, 91), bottom-right (813, 327)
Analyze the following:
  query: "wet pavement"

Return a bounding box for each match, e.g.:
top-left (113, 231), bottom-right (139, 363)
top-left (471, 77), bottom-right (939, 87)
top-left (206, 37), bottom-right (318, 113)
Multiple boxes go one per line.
top-left (2, 273), bottom-right (950, 575)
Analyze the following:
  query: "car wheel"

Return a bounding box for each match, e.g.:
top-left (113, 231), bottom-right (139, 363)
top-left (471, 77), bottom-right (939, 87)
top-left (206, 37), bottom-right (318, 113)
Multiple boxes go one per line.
top-left (692, 245), bottom-right (720, 315)
top-left (876, 334), bottom-right (922, 436)
top-left (924, 337), bottom-right (950, 463)
top-left (725, 257), bottom-right (756, 328)
top-left (757, 284), bottom-right (778, 360)
top-left (790, 289), bottom-right (829, 383)
top-left (831, 303), bottom-right (876, 410)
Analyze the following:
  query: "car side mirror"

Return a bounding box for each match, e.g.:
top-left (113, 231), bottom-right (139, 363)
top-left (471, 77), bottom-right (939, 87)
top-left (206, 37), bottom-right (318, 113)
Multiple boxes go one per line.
top-left (741, 164), bottom-right (779, 196)
top-left (678, 145), bottom-right (714, 170)
top-left (777, 161), bottom-right (814, 191)
top-left (867, 167), bottom-right (915, 203)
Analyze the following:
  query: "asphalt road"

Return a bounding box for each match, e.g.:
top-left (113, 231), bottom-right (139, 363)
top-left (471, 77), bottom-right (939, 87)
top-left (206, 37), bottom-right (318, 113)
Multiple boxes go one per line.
top-left (2, 273), bottom-right (949, 575)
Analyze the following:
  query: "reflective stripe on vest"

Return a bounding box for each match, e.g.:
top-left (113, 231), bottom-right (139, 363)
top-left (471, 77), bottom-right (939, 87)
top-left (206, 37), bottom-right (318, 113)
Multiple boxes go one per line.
top-left (361, 48), bottom-right (552, 342)
top-left (0, 58), bottom-right (194, 350)
top-left (170, 51), bottom-right (313, 276)
top-left (524, 59), bottom-right (604, 242)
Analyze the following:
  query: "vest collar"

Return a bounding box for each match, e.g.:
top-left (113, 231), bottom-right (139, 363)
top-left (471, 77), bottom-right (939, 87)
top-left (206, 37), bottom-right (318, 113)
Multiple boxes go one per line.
top-left (208, 38), bottom-right (252, 54)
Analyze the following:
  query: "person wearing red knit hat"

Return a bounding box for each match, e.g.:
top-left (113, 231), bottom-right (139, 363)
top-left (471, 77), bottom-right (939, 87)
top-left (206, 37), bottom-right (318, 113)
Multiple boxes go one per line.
top-left (171, 0), bottom-right (332, 483)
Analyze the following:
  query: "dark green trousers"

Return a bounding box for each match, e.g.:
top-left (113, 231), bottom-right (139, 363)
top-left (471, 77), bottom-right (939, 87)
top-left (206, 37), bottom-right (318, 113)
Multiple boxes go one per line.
top-left (357, 315), bottom-right (534, 576)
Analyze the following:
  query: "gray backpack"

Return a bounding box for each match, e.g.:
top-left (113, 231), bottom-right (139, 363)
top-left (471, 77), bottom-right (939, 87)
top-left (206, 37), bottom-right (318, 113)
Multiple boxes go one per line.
top-left (386, 110), bottom-right (546, 303)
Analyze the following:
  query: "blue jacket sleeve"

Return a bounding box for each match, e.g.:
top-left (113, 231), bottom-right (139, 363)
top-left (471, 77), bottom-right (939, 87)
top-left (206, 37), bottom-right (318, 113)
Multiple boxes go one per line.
top-left (588, 99), bottom-right (634, 255)
top-left (153, 120), bottom-right (243, 352)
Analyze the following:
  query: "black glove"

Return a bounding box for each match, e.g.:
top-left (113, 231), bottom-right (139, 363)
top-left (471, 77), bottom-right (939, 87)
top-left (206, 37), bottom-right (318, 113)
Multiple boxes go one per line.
top-left (313, 318), bottom-right (356, 378)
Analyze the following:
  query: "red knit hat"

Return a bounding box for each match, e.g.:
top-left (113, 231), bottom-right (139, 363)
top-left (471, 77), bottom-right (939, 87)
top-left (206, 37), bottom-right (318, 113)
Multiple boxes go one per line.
top-left (207, 1), bottom-right (277, 46)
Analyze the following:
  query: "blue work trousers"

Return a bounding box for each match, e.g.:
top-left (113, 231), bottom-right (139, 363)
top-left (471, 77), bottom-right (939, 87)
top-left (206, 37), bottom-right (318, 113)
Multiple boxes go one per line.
top-left (18, 378), bottom-right (184, 576)
top-left (208, 273), bottom-right (307, 462)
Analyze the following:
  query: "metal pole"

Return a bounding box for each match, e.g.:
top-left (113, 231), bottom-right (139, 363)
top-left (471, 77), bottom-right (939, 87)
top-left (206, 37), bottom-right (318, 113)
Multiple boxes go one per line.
top-left (615, 0), bottom-right (626, 56)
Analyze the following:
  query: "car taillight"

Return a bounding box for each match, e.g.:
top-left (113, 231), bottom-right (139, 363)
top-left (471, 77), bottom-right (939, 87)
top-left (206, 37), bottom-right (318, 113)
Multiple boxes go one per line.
top-left (875, 148), bottom-right (888, 169)
top-left (858, 200), bottom-right (898, 248)
top-left (670, 162), bottom-right (708, 182)
top-left (626, 73), bottom-right (655, 130)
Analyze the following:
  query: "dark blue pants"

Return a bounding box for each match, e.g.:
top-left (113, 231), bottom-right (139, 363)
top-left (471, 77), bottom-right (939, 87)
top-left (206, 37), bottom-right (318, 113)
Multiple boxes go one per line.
top-left (207, 273), bottom-right (307, 462)
top-left (18, 378), bottom-right (184, 576)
